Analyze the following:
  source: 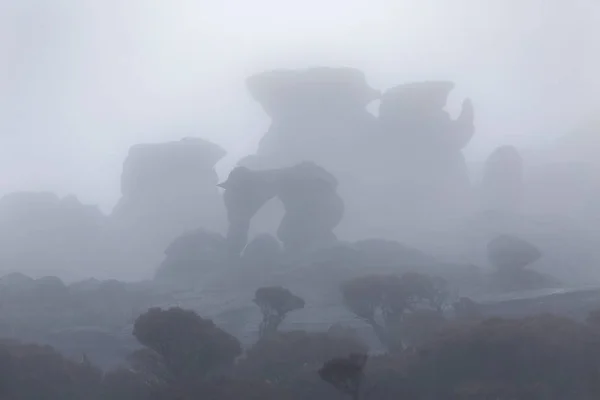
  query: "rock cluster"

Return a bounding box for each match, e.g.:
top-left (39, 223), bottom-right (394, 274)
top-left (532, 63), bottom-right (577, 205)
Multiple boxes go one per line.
top-left (242, 71), bottom-right (478, 240)
top-left (219, 162), bottom-right (344, 257)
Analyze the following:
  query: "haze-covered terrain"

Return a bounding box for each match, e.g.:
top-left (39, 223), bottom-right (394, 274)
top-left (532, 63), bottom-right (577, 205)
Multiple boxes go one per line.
top-left (1, 1), bottom-right (600, 399)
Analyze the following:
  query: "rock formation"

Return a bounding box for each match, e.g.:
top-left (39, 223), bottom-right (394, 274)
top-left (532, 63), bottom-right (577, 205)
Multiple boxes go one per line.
top-left (238, 68), bottom-right (379, 241)
top-left (154, 229), bottom-right (229, 283)
top-left (111, 138), bottom-right (227, 270)
top-left (374, 81), bottom-right (475, 230)
top-left (480, 145), bottom-right (524, 213)
top-left (241, 67), bottom-right (379, 172)
top-left (218, 162), bottom-right (344, 257)
top-left (0, 192), bottom-right (106, 279)
top-left (487, 235), bottom-right (559, 292)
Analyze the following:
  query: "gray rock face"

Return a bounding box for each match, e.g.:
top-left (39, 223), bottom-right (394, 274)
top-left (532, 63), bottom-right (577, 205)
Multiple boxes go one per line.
top-left (154, 229), bottom-right (229, 284)
top-left (379, 81), bottom-right (474, 152)
top-left (374, 81), bottom-right (475, 230)
top-left (245, 67), bottom-right (379, 171)
top-left (240, 68), bottom-right (380, 241)
top-left (111, 138), bottom-right (227, 271)
top-left (219, 162), bottom-right (344, 257)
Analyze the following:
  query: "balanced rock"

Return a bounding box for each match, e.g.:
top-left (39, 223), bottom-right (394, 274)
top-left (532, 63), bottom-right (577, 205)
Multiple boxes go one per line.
top-left (243, 67), bottom-right (379, 171)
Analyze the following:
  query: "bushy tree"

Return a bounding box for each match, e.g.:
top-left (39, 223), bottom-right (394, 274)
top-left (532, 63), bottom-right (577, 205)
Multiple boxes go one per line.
top-left (319, 353), bottom-right (368, 400)
top-left (101, 367), bottom-right (169, 400)
top-left (253, 286), bottom-right (305, 340)
top-left (238, 329), bottom-right (368, 399)
top-left (132, 307), bottom-right (242, 386)
top-left (341, 272), bottom-right (449, 349)
top-left (407, 314), bottom-right (600, 399)
top-left (0, 340), bottom-right (103, 400)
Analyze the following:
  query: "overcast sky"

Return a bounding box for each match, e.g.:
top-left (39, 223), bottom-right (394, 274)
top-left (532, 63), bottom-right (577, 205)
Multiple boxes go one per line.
top-left (0, 0), bottom-right (598, 211)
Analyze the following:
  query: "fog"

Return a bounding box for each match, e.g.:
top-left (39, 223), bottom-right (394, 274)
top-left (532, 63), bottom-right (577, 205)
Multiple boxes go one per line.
top-left (1, 0), bottom-right (598, 210)
top-left (3, 2), bottom-right (600, 396)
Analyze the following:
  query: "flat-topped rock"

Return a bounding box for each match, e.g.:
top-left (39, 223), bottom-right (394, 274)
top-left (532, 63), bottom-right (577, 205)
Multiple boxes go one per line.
top-left (110, 138), bottom-right (228, 275)
top-left (247, 67), bottom-right (380, 118)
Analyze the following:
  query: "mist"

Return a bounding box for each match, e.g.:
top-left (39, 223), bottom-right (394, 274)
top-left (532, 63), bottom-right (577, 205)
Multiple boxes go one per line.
top-left (3, 2), bottom-right (600, 397)
top-left (0, 0), bottom-right (597, 211)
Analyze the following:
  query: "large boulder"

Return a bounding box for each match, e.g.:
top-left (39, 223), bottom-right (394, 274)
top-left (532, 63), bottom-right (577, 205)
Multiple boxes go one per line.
top-left (486, 235), bottom-right (559, 293)
top-left (242, 67), bottom-right (379, 173)
top-left (154, 229), bottom-right (229, 284)
top-left (371, 81), bottom-right (475, 235)
top-left (110, 138), bottom-right (227, 274)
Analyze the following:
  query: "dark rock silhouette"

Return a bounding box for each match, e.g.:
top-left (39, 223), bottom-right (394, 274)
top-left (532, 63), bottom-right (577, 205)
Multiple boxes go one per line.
top-left (376, 81), bottom-right (475, 227)
top-left (480, 145), bottom-right (524, 213)
top-left (111, 138), bottom-right (227, 272)
top-left (219, 162), bottom-right (344, 257)
top-left (240, 68), bottom-right (378, 241)
top-left (319, 353), bottom-right (368, 400)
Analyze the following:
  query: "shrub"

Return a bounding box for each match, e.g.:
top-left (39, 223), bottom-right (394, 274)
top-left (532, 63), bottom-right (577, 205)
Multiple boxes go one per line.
top-left (253, 286), bottom-right (305, 340)
top-left (133, 307), bottom-right (242, 385)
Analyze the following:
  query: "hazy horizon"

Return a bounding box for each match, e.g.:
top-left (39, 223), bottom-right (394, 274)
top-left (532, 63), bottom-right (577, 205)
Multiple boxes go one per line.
top-left (1, 0), bottom-right (598, 212)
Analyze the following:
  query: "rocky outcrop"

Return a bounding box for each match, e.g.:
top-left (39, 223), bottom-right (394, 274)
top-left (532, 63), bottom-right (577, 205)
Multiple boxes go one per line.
top-left (241, 67), bottom-right (379, 172)
top-left (154, 229), bottom-right (229, 284)
top-left (110, 138), bottom-right (227, 271)
top-left (219, 162), bottom-right (344, 257)
top-left (373, 81), bottom-right (475, 231)
top-left (378, 81), bottom-right (474, 152)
